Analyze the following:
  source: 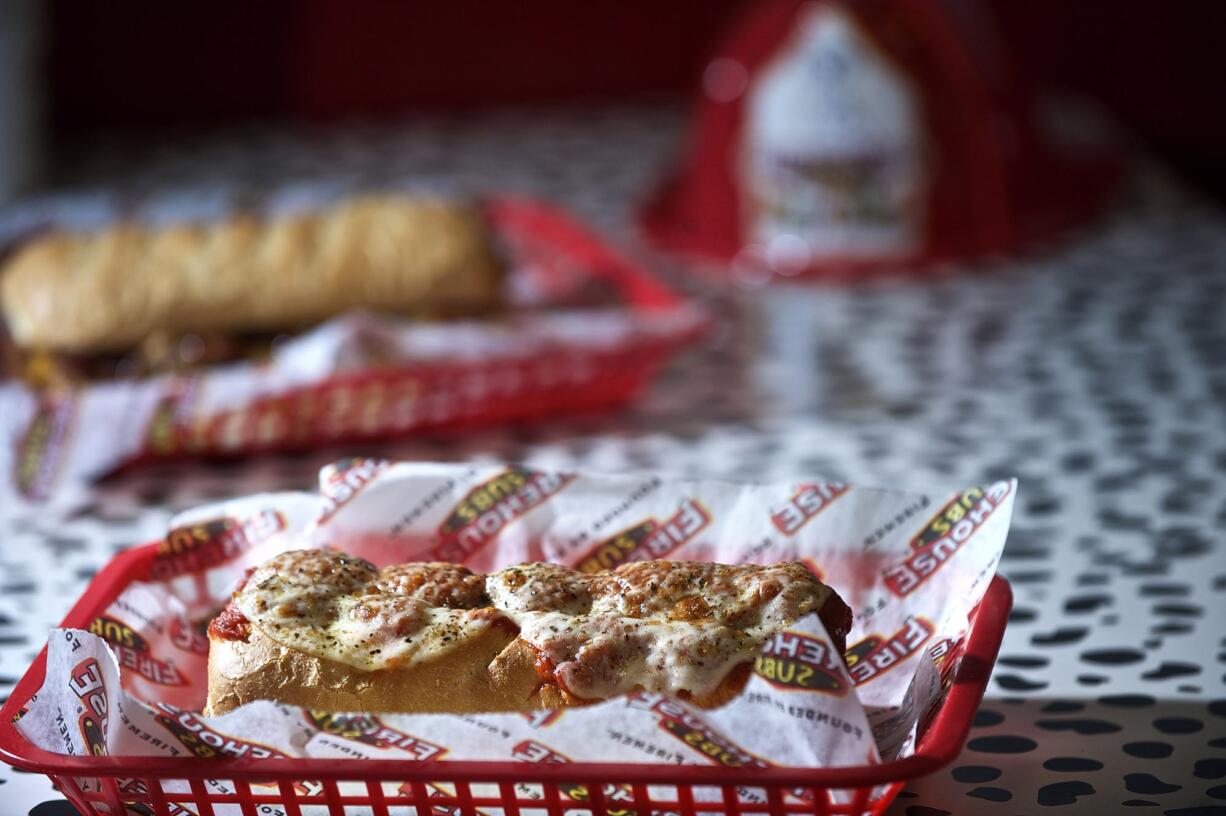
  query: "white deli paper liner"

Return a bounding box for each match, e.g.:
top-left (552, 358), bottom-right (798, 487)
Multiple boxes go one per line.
top-left (16, 460), bottom-right (1014, 813)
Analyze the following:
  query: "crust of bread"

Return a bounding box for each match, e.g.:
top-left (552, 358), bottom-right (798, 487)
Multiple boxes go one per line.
top-left (205, 620), bottom-right (539, 716)
top-left (208, 627), bottom-right (759, 716)
top-left (1, 195), bottom-right (504, 354)
top-left (487, 638), bottom-right (587, 709)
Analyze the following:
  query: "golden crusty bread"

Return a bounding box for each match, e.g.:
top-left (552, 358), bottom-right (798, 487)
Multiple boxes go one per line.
top-left (204, 551), bottom-right (851, 716)
top-left (1, 195), bottom-right (504, 355)
top-left (205, 617), bottom-right (539, 716)
top-left (206, 629), bottom-right (751, 716)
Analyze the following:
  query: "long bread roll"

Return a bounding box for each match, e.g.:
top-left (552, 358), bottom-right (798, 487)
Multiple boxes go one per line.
top-left (1, 195), bottom-right (504, 355)
top-left (204, 550), bottom-right (852, 716)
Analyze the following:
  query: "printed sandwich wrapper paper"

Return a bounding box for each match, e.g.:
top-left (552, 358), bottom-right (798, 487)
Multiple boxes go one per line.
top-left (0, 188), bottom-right (705, 520)
top-left (16, 460), bottom-right (1014, 810)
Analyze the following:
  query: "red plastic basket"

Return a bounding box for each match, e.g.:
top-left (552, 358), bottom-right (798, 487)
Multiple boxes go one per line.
top-left (0, 542), bottom-right (1011, 816)
top-left (140, 197), bottom-right (707, 460)
top-left (7, 198), bottom-right (708, 498)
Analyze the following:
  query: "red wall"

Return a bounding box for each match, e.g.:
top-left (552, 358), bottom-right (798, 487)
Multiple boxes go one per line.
top-left (46, 0), bottom-right (745, 130)
top-left (44, 0), bottom-right (1226, 196)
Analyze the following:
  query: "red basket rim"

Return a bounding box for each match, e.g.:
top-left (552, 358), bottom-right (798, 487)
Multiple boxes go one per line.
top-left (0, 542), bottom-right (1011, 788)
top-left (487, 195), bottom-right (692, 313)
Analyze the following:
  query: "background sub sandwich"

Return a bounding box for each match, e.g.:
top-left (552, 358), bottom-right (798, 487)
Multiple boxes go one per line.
top-left (0, 194), bottom-right (505, 380)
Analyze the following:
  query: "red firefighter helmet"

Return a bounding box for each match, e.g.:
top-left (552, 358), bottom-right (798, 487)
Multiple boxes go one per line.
top-left (640, 0), bottom-right (1122, 282)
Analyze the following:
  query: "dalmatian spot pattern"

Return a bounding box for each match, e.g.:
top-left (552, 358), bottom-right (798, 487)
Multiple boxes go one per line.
top-left (0, 106), bottom-right (1222, 814)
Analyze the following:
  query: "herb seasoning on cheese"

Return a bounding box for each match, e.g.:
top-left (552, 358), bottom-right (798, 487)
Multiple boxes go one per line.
top-left (231, 550), bottom-right (840, 702)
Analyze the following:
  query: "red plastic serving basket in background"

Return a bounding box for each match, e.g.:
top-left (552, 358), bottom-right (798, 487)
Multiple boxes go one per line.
top-left (11, 197), bottom-right (708, 490)
top-left (131, 197), bottom-right (706, 464)
top-left (0, 542), bottom-right (1012, 816)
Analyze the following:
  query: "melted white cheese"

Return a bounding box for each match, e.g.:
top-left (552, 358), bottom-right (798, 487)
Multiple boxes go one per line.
top-left (488, 561), bottom-right (831, 700)
top-left (513, 610), bottom-right (758, 699)
top-left (235, 565), bottom-right (493, 672)
top-left (234, 552), bottom-right (833, 701)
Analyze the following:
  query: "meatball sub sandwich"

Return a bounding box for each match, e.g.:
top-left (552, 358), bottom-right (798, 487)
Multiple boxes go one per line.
top-left (205, 549), bottom-right (852, 715)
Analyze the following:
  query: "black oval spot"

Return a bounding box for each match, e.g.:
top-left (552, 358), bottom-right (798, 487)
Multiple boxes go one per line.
top-left (1154, 622), bottom-right (1195, 635)
top-left (29, 803), bottom-right (84, 816)
top-left (1036, 718), bottom-right (1122, 735)
top-left (1043, 757), bottom-right (1104, 772)
top-left (1209, 785), bottom-right (1226, 801)
top-left (1179, 684), bottom-right (1203, 694)
top-left (1208, 699), bottom-right (1226, 717)
top-left (967, 787), bottom-right (1011, 802)
top-left (1076, 572), bottom-right (1109, 586)
top-left (1042, 700), bottom-right (1086, 714)
top-left (1069, 590), bottom-right (1118, 610)
top-left (1123, 741), bottom-right (1174, 759)
top-left (1152, 603), bottom-right (1203, 617)
top-left (1143, 661), bottom-right (1201, 680)
top-left (1195, 758), bottom-right (1226, 779)
top-left (1009, 606), bottom-right (1038, 624)
top-left (995, 674), bottom-right (1049, 692)
top-left (1027, 496), bottom-right (1061, 515)
top-left (1139, 583), bottom-right (1189, 597)
top-left (1063, 452), bottom-right (1095, 471)
top-left (1082, 648), bottom-right (1145, 665)
top-left (973, 708), bottom-right (1005, 727)
top-left (1160, 807), bottom-right (1226, 816)
top-left (1003, 546), bottom-right (1050, 561)
top-left (904, 807), bottom-right (951, 816)
top-left (1037, 781), bottom-right (1095, 806)
top-left (1124, 773), bottom-right (1181, 795)
top-left (997, 655), bottom-right (1050, 669)
top-left (967, 735), bottom-right (1037, 753)
top-left (1210, 737), bottom-right (1226, 749)
top-left (1078, 673), bottom-right (1109, 686)
top-left (951, 765), bottom-right (1002, 783)
top-left (1154, 526), bottom-right (1212, 561)
top-left (1099, 694), bottom-right (1155, 708)
top-left (1153, 716), bottom-right (1203, 734)
top-left (1007, 569), bottom-right (1053, 585)
top-left (1121, 800), bottom-right (1157, 807)
top-left (1033, 626), bottom-right (1089, 646)
top-left (1098, 507), bottom-right (1149, 530)
top-left (1065, 594), bottom-right (1112, 613)
top-left (1, 583), bottom-right (36, 595)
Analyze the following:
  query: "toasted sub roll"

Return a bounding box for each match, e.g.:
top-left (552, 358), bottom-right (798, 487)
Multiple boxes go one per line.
top-left (204, 550), bottom-right (852, 716)
top-left (206, 613), bottom-right (535, 715)
top-left (1, 195), bottom-right (504, 357)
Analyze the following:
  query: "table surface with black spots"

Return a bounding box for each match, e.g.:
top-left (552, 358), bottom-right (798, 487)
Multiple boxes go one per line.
top-left (1, 106), bottom-right (1224, 816)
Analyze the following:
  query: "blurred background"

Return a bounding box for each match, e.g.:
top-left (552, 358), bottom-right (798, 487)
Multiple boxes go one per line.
top-left (2, 2), bottom-right (1226, 813)
top-left (2, 0), bottom-right (1226, 204)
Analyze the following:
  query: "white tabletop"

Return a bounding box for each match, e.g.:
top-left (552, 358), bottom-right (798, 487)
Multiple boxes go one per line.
top-left (1, 106), bottom-right (1223, 814)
